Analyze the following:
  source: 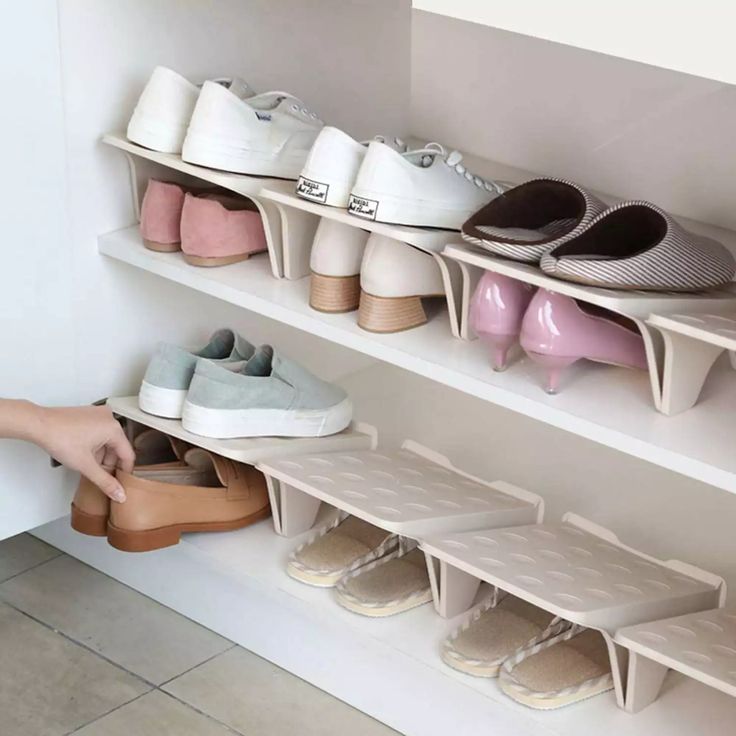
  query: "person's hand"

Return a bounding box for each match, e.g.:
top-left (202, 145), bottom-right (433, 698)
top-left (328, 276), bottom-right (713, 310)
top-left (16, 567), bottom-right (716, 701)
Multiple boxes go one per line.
top-left (35, 405), bottom-right (135, 502)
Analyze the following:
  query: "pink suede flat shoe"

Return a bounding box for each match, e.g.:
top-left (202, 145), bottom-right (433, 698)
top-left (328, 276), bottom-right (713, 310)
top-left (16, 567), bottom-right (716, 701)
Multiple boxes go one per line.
top-left (180, 193), bottom-right (267, 267)
top-left (140, 179), bottom-right (187, 252)
top-left (469, 272), bottom-right (535, 371)
top-left (520, 289), bottom-right (648, 394)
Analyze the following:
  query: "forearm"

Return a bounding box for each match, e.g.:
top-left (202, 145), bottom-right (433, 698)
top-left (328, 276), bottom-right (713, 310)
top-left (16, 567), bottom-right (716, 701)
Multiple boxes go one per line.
top-left (0, 399), bottom-right (48, 444)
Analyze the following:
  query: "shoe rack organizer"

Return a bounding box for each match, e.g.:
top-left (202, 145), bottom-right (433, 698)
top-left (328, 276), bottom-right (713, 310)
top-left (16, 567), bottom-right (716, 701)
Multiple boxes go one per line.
top-left (255, 441), bottom-right (543, 540)
top-left (615, 606), bottom-right (736, 712)
top-left (106, 395), bottom-right (377, 463)
top-left (103, 134), bottom-right (287, 279)
top-left (103, 134), bottom-right (465, 338)
top-left (444, 243), bottom-right (736, 414)
top-left (647, 312), bottom-right (736, 415)
top-left (420, 513), bottom-right (726, 710)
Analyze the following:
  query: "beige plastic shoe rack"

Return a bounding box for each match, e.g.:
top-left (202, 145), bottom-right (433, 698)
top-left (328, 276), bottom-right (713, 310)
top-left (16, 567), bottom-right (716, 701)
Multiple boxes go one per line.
top-left (443, 243), bottom-right (736, 414)
top-left (107, 395), bottom-right (377, 463)
top-left (648, 312), bottom-right (736, 415)
top-left (256, 441), bottom-right (543, 540)
top-left (420, 513), bottom-right (725, 709)
top-left (616, 607), bottom-right (736, 712)
top-left (103, 134), bottom-right (465, 337)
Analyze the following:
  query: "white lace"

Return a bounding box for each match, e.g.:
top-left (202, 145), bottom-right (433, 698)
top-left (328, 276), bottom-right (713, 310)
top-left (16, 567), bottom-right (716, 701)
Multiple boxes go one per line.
top-left (373, 134), bottom-right (406, 150)
top-left (407, 142), bottom-right (508, 194)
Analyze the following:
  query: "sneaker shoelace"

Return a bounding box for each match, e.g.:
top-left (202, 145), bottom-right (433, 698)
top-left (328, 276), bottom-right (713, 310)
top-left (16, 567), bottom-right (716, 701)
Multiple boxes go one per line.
top-left (408, 142), bottom-right (509, 194)
top-left (371, 134), bottom-right (407, 152)
top-left (250, 90), bottom-right (323, 123)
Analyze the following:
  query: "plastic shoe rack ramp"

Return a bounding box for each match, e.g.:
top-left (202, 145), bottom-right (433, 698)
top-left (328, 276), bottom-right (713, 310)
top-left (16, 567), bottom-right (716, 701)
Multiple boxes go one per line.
top-left (256, 439), bottom-right (543, 540)
top-left (419, 513), bottom-right (725, 709)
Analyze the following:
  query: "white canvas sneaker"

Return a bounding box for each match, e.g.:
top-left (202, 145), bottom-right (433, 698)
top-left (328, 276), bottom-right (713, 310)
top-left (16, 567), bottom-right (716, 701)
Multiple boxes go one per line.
top-left (296, 127), bottom-right (406, 207)
top-left (127, 66), bottom-right (254, 154)
top-left (349, 142), bottom-right (511, 229)
top-left (181, 81), bottom-right (323, 179)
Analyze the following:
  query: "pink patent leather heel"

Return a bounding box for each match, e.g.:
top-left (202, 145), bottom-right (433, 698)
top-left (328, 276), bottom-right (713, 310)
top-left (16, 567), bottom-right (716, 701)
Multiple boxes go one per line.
top-left (523, 352), bottom-right (580, 394)
top-left (469, 272), bottom-right (535, 371)
top-left (520, 289), bottom-right (647, 393)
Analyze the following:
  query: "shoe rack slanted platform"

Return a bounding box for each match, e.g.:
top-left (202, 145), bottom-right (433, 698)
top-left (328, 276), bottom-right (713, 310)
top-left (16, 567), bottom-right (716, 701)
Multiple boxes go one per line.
top-left (256, 441), bottom-right (543, 540)
top-left (106, 396), bottom-right (377, 463)
top-left (260, 183), bottom-right (466, 337)
top-left (615, 607), bottom-right (736, 713)
top-left (647, 312), bottom-right (736, 415)
top-left (443, 243), bottom-right (736, 414)
top-left (102, 133), bottom-right (287, 279)
top-left (420, 513), bottom-right (725, 709)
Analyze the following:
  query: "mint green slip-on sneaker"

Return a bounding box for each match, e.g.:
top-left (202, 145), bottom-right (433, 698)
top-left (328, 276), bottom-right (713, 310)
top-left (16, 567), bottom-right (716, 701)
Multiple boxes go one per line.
top-left (181, 345), bottom-right (352, 438)
top-left (139, 328), bottom-right (254, 419)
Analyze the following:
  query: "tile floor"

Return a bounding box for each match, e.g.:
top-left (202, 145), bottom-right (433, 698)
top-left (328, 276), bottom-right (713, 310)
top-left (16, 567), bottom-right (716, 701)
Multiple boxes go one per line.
top-left (0, 533), bottom-right (401, 736)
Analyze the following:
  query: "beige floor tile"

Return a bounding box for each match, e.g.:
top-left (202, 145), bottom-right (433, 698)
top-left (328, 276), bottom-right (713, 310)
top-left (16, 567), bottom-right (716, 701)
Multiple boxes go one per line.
top-left (0, 555), bottom-right (232, 685)
top-left (0, 602), bottom-right (148, 736)
top-left (74, 690), bottom-right (238, 736)
top-left (0, 532), bottom-right (61, 582)
top-left (164, 647), bottom-right (400, 736)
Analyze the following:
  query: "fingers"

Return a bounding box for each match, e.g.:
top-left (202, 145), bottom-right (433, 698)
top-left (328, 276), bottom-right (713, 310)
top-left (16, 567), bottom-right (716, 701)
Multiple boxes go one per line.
top-left (79, 458), bottom-right (127, 503)
top-left (108, 425), bottom-right (136, 474)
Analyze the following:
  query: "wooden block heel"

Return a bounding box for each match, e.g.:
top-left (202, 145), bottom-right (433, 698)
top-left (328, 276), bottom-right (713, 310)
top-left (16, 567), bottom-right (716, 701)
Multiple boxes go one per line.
top-left (143, 238), bottom-right (182, 253)
top-left (70, 504), bottom-right (108, 537)
top-left (106, 506), bottom-right (272, 553)
top-left (358, 291), bottom-right (429, 333)
top-left (183, 252), bottom-right (251, 267)
top-left (310, 272), bottom-right (361, 313)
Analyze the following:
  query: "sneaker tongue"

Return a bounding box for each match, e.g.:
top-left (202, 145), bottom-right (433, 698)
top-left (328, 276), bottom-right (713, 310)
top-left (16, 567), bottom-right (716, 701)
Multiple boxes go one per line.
top-left (212, 77), bottom-right (254, 100)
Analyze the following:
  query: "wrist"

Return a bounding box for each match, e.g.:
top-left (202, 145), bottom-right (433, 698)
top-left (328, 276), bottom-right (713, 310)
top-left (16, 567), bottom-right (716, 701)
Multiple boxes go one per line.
top-left (1, 400), bottom-right (48, 444)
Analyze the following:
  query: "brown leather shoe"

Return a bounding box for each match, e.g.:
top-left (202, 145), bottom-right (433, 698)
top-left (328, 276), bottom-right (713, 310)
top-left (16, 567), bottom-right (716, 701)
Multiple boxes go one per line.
top-left (107, 448), bottom-right (271, 552)
top-left (70, 429), bottom-right (187, 537)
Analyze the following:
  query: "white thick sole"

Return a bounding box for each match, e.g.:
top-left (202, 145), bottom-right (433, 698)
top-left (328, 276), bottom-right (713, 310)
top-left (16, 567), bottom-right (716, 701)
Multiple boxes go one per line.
top-left (181, 397), bottom-right (353, 438)
top-left (182, 130), bottom-right (306, 179)
top-left (138, 381), bottom-right (188, 419)
top-left (296, 173), bottom-right (352, 208)
top-left (126, 111), bottom-right (187, 154)
top-left (348, 189), bottom-right (469, 230)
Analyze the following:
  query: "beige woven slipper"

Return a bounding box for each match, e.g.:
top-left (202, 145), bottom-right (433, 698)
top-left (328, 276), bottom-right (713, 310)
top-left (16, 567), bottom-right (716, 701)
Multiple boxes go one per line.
top-left (441, 593), bottom-right (566, 677)
top-left (334, 546), bottom-right (432, 617)
top-left (499, 625), bottom-right (614, 709)
top-left (287, 515), bottom-right (398, 588)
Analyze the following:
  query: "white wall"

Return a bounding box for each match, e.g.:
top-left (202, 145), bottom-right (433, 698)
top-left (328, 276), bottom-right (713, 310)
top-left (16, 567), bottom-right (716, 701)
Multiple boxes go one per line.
top-left (411, 11), bottom-right (736, 236)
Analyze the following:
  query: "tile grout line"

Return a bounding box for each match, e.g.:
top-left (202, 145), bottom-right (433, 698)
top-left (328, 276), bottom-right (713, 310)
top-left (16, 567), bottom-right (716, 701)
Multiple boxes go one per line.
top-left (157, 642), bottom-right (238, 688)
top-left (154, 689), bottom-right (247, 736)
top-left (63, 690), bottom-right (150, 736)
top-left (0, 549), bottom-right (65, 586)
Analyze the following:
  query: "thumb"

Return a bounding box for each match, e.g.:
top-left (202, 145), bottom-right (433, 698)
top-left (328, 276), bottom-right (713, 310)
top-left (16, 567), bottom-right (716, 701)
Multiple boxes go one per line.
top-left (79, 458), bottom-right (127, 503)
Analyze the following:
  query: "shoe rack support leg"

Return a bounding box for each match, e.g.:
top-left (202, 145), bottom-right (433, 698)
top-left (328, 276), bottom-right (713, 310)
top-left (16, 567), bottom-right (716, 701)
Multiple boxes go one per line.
top-left (456, 261), bottom-right (483, 341)
top-left (425, 553), bottom-right (481, 619)
top-left (601, 632), bottom-right (630, 709)
top-left (250, 196), bottom-right (285, 279)
top-left (277, 482), bottom-right (323, 537)
top-left (623, 651), bottom-right (669, 713)
top-left (273, 203), bottom-right (320, 280)
top-left (658, 329), bottom-right (724, 416)
top-left (431, 252), bottom-right (463, 338)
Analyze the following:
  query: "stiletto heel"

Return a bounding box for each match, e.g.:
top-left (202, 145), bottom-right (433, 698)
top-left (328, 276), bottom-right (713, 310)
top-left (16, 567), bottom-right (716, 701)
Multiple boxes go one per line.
top-left (476, 333), bottom-right (518, 372)
top-left (524, 352), bottom-right (579, 394)
top-left (469, 272), bottom-right (535, 371)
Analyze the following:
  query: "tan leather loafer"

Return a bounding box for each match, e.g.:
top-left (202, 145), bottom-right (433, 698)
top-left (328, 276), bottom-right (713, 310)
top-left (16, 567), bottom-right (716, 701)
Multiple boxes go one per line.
top-left (70, 429), bottom-right (188, 537)
top-left (107, 448), bottom-right (270, 552)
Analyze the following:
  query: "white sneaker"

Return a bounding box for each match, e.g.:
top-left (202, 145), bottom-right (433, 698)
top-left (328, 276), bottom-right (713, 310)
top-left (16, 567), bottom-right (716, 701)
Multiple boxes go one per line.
top-left (296, 127), bottom-right (406, 207)
top-left (181, 81), bottom-right (323, 179)
top-left (127, 66), bottom-right (254, 154)
top-left (349, 142), bottom-right (511, 229)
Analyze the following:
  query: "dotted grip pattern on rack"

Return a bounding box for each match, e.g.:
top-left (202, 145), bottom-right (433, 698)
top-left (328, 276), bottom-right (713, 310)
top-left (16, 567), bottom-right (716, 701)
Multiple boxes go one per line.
top-left (257, 440), bottom-right (543, 539)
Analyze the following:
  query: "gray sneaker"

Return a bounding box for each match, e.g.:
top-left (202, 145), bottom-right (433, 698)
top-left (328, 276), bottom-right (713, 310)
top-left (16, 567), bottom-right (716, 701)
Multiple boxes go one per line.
top-left (181, 345), bottom-right (353, 438)
top-left (139, 329), bottom-right (254, 419)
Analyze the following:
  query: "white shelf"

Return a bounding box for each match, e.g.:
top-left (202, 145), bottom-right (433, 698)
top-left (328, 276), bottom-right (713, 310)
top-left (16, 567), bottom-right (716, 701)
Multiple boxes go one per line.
top-left (413, 1), bottom-right (736, 87)
top-left (107, 396), bottom-right (377, 463)
top-left (260, 182), bottom-right (461, 254)
top-left (99, 224), bottom-right (736, 496)
top-left (35, 517), bottom-right (736, 736)
top-left (649, 313), bottom-right (736, 353)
